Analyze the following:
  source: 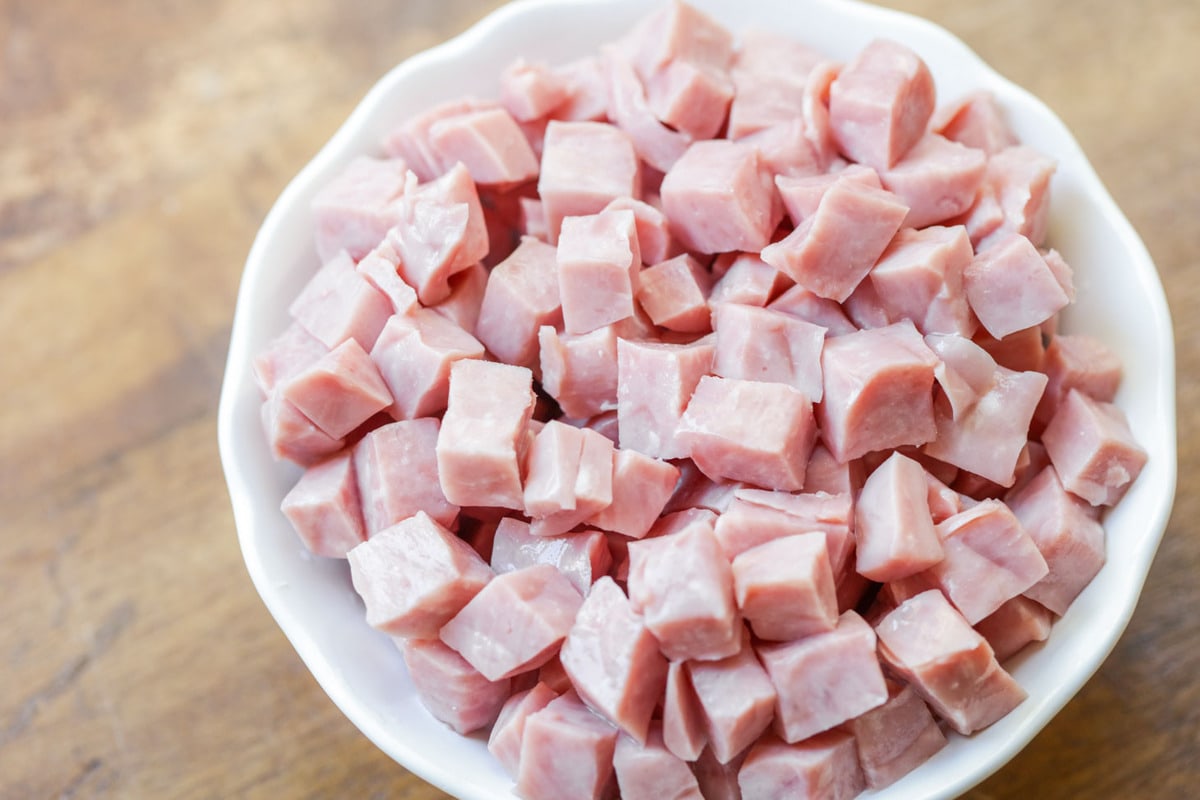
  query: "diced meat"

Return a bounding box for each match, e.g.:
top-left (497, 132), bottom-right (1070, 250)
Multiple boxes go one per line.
top-left (253, 322), bottom-right (328, 396)
top-left (604, 53), bottom-right (693, 174)
top-left (841, 277), bottom-right (891, 331)
top-left (726, 29), bottom-right (822, 138)
top-left (432, 262), bottom-right (489, 334)
top-left (427, 107), bottom-right (539, 186)
top-left (539, 121), bottom-right (640, 242)
top-left (803, 443), bottom-right (865, 495)
top-left (311, 156), bottom-right (408, 262)
top-left (768, 284), bottom-right (857, 336)
top-left (974, 595), bottom-right (1054, 662)
top-left (355, 242), bottom-right (420, 316)
top-left (714, 489), bottom-right (855, 572)
top-left (616, 337), bottom-right (715, 459)
top-left (588, 449), bottom-right (680, 539)
top-left (636, 254), bottom-right (713, 333)
top-left (354, 418), bottom-right (458, 533)
top-left (370, 309), bottom-right (484, 421)
top-left (759, 611), bottom-right (889, 743)
top-left (732, 533), bottom-right (838, 641)
top-left (560, 577), bottom-right (668, 742)
top-left (709, 252), bottom-right (793, 307)
top-left (687, 631), bottom-right (778, 763)
top-left (627, 516), bottom-right (741, 661)
top-left (974, 324), bottom-right (1046, 374)
top-left (260, 392), bottom-right (345, 466)
top-left (603, 196), bottom-right (675, 265)
top-left (613, 723), bottom-right (704, 800)
top-left (621, 0), bottom-right (734, 80)
top-left (976, 145), bottom-right (1056, 249)
top-left (489, 682), bottom-right (559, 777)
top-left (875, 589), bottom-right (1027, 735)
top-left (523, 421), bottom-right (587, 518)
top-left (538, 324), bottom-right (620, 419)
top-left (737, 731), bottom-right (865, 800)
top-left (529, 429), bottom-right (616, 537)
top-left (932, 90), bottom-right (1018, 155)
top-left (925, 331), bottom-right (998, 419)
top-left (1035, 333), bottom-right (1123, 427)
top-left (557, 208), bottom-right (641, 334)
top-left (516, 692), bottom-right (619, 800)
top-left (280, 451), bottom-right (366, 558)
top-left (413, 161), bottom-right (491, 269)
top-left (664, 461), bottom-right (742, 516)
top-left (738, 118), bottom-right (824, 178)
top-left (847, 681), bottom-right (947, 790)
top-left (436, 359), bottom-right (535, 510)
top-left (964, 231), bottom-right (1071, 340)
top-left (400, 637), bottom-right (511, 734)
top-left (1042, 389), bottom-right (1147, 506)
top-left (712, 303), bottom-right (825, 401)
top-left (500, 59), bottom-right (572, 122)
top-left (774, 166), bottom-right (882, 226)
top-left (281, 338), bottom-right (393, 439)
top-left (879, 134), bottom-right (987, 229)
top-left (869, 225), bottom-right (976, 337)
top-left (289, 250), bottom-right (392, 352)
top-left (854, 451), bottom-right (943, 582)
top-left (663, 660), bottom-right (709, 761)
top-left (645, 57), bottom-right (733, 141)
top-left (381, 98), bottom-right (497, 181)
top-left (551, 57), bottom-right (610, 123)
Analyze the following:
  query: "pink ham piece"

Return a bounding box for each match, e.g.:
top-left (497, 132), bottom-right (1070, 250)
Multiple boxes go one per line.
top-left (644, 57), bottom-right (733, 142)
top-left (761, 174), bottom-right (908, 303)
top-left (523, 421), bottom-right (587, 518)
top-left (604, 196), bottom-right (676, 265)
top-left (280, 338), bottom-right (392, 440)
top-left (709, 252), bottom-right (793, 307)
top-left (354, 418), bottom-right (458, 533)
top-left (803, 443), bottom-right (865, 495)
top-left (1042, 389), bottom-right (1147, 506)
top-left (774, 165), bottom-right (882, 226)
top-left (557, 208), bottom-right (641, 334)
top-left (539, 120), bottom-right (640, 242)
top-left (400, 637), bottom-right (511, 734)
top-left (440, 563), bottom-right (583, 681)
top-left (347, 511), bottom-right (492, 638)
top-left (663, 660), bottom-right (708, 761)
top-left (660, 139), bottom-right (780, 254)
top-left (289, 250), bottom-right (392, 352)
top-left (726, 29), bottom-right (823, 138)
top-left (818, 321), bottom-right (939, 463)
top-left (687, 631), bottom-right (778, 763)
top-left (604, 53), bottom-right (692, 174)
top-left (382, 98), bottom-right (497, 181)
top-left (879, 134), bottom-right (987, 229)
top-left (841, 277), bottom-right (891, 331)
top-left (677, 376), bottom-right (818, 492)
top-left (616, 337), bottom-right (714, 459)
top-left (731, 533), bottom-right (838, 641)
top-left (550, 57), bottom-right (610, 123)
top-left (311, 156), bottom-right (408, 262)
top-left (627, 516), bottom-right (741, 661)
top-left (489, 682), bottom-right (558, 778)
top-left (538, 324), bottom-right (620, 419)
top-left (260, 393), bottom-right (345, 466)
top-left (975, 145), bottom-right (1057, 249)
top-left (426, 106), bottom-right (539, 186)
top-left (474, 236), bottom-right (563, 372)
top-left (529, 428), bottom-right (615, 537)
top-left (490, 517), bottom-right (612, 596)
top-left (636, 254), bottom-right (713, 333)
top-left (414, 162), bottom-right (491, 270)
top-left (587, 448), bottom-right (680, 539)
top-left (436, 359), bottom-right (535, 510)
top-left (759, 611), bottom-right (889, 743)
top-left (560, 576), bottom-right (668, 742)
top-left (974, 595), bottom-right (1053, 662)
top-left (828, 38), bottom-right (936, 171)
top-left (253, 322), bottom-right (328, 396)
top-left (933, 90), bottom-right (1018, 155)
top-left (500, 59), bottom-right (571, 122)
top-left (847, 681), bottom-right (947, 790)
top-left (737, 731), bottom-right (865, 800)
top-left (1007, 466), bottom-right (1106, 615)
top-left (876, 589), bottom-right (1027, 734)
top-left (1035, 333), bottom-right (1123, 428)
top-left (925, 331), bottom-right (998, 419)
top-left (280, 451), bottom-right (366, 558)
top-left (768, 284), bottom-right (857, 336)
top-left (739, 118), bottom-right (824, 179)
top-left (854, 452), bottom-right (943, 582)
top-left (868, 225), bottom-right (976, 337)
top-left (664, 462), bottom-right (742, 516)
top-left (613, 723), bottom-right (704, 800)
top-left (354, 242), bottom-right (420, 317)
top-left (516, 692), bottom-right (619, 800)
top-left (965, 231), bottom-right (1071, 340)
top-left (370, 309), bottom-right (484, 421)
top-left (432, 261), bottom-right (489, 333)
top-left (714, 489), bottom-right (855, 572)
top-left (711, 302), bottom-right (825, 401)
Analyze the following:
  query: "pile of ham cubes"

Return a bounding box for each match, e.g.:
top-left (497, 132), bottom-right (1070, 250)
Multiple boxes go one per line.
top-left (253, 2), bottom-right (1149, 798)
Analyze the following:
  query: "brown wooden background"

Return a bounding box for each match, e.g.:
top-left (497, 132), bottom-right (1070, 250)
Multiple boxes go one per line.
top-left (2, 1), bottom-right (1196, 797)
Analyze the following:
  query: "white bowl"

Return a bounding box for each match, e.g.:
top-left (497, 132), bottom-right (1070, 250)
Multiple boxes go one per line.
top-left (217, 0), bottom-right (1177, 797)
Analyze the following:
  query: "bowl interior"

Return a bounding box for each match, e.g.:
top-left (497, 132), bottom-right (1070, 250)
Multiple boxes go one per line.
top-left (217, 0), bottom-right (1177, 797)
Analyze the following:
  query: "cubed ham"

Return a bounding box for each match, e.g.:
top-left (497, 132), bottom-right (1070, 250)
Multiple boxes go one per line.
top-left (253, 322), bottom-right (329, 396)
top-left (516, 692), bottom-right (619, 800)
top-left (603, 196), bottom-right (675, 265)
top-left (604, 53), bottom-right (693, 174)
top-left (636, 254), bottom-right (713, 333)
top-left (925, 331), bottom-right (998, 419)
top-left (588, 449), bottom-right (680, 539)
top-left (560, 576), bottom-right (668, 742)
top-left (660, 139), bottom-right (780, 254)
top-left (538, 324), bottom-right (620, 419)
top-left (854, 451), bottom-right (943, 582)
top-left (529, 429), bottom-right (615, 537)
top-left (709, 252), bottom-right (793, 307)
top-left (768, 284), bottom-right (857, 336)
top-left (687, 631), bottom-right (778, 763)
top-left (645, 57), bottom-right (733, 141)
top-left (500, 59), bottom-right (572, 122)
top-left (491, 517), bottom-right (611, 596)
top-left (847, 681), bottom-right (947, 790)
top-left (803, 443), bottom-right (865, 495)
top-left (818, 321), bottom-right (939, 463)
top-left (664, 461), bottom-right (743, 516)
top-left (1035, 333), bottom-right (1123, 427)
top-left (432, 261), bottom-right (489, 333)
top-left (732, 533), bottom-right (839, 641)
top-left (712, 303), bottom-right (825, 401)
top-left (616, 337), bottom-right (715, 459)
top-left (663, 660), bottom-right (709, 761)
top-left (539, 121), bottom-right (640, 242)
top-left (489, 682), bottom-right (559, 778)
top-left (426, 106), bottom-right (539, 186)
top-left (802, 60), bottom-right (842, 166)
top-left (879, 133), bottom-right (987, 229)
top-left (759, 611), bottom-right (888, 743)
top-left (354, 418), bottom-right (458, 533)
top-left (627, 516), bottom-right (741, 661)
top-left (932, 90), bottom-right (1018, 155)
top-left (726, 29), bottom-right (822, 138)
top-left (828, 38), bottom-right (936, 170)
top-left (557, 208), bottom-right (641, 334)
top-left (1042, 389), bottom-right (1147, 506)
top-left (523, 421), bottom-right (587, 518)
top-left (440, 563), bottom-right (583, 681)
top-left (370, 309), bottom-right (484, 421)
top-left (974, 324), bottom-right (1046, 374)
top-left (875, 589), bottom-right (1027, 735)
top-left (976, 145), bottom-right (1056, 249)
top-left (280, 338), bottom-right (392, 439)
top-left (974, 595), bottom-right (1054, 662)
top-left (621, 0), bottom-right (734, 80)
top-left (354, 242), bottom-right (420, 317)
top-left (738, 118), bottom-right (824, 178)
top-left (737, 731), bottom-right (865, 800)
top-left (280, 451), bottom-right (366, 558)
top-left (400, 637), bottom-right (511, 734)
top-left (311, 156), bottom-right (408, 262)
top-left (714, 489), bottom-right (855, 572)
top-left (260, 392), bottom-right (345, 466)
top-left (964, 231), bottom-right (1071, 340)
top-left (382, 98), bottom-right (497, 181)
top-left (289, 250), bottom-right (392, 352)
top-left (774, 166), bottom-right (882, 226)
top-left (551, 57), bottom-right (610, 123)
top-left (347, 511), bottom-right (492, 638)
top-left (436, 359), bottom-right (535, 510)
top-left (868, 225), bottom-right (976, 337)
top-left (614, 723), bottom-right (704, 800)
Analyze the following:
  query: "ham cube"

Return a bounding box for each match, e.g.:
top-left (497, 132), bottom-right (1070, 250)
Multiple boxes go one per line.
top-left (253, 322), bottom-right (328, 396)
top-left (281, 338), bottom-right (392, 439)
top-left (818, 321), bottom-right (939, 462)
top-left (436, 359), bottom-right (535, 510)
top-left (560, 577), bottom-right (668, 742)
top-left (488, 682), bottom-right (558, 777)
top-left (550, 57), bottom-right (609, 123)
top-left (726, 30), bottom-right (822, 138)
top-left (663, 660), bottom-right (708, 761)
top-left (538, 324), bottom-right (620, 419)
top-left (289, 250), bottom-right (392, 352)
top-left (761, 175), bottom-right (908, 302)
top-left (677, 376), bottom-right (817, 492)
top-left (645, 58), bottom-right (733, 142)
top-left (709, 252), bottom-right (793, 307)
top-left (604, 54), bottom-right (692, 174)
top-left (711, 303), bottom-right (825, 401)
top-left (847, 681), bottom-right (947, 790)
top-left (869, 225), bottom-right (976, 337)
top-left (687, 632), bottom-right (778, 763)
top-left (440, 563), bottom-right (583, 681)
top-left (604, 196), bottom-right (676, 266)
top-left (737, 731), bottom-right (865, 800)
top-left (768, 284), bottom-right (857, 336)
top-left (539, 121), bottom-right (640, 242)
top-left (622, 0), bottom-right (734, 80)
top-left (636, 254), bottom-right (713, 333)
top-left (529, 428), bottom-right (615, 537)
top-left (828, 38), bottom-right (936, 171)
top-left (775, 165), bottom-right (882, 226)
top-left (280, 451), bottom-right (366, 558)
top-left (1007, 466), bottom-right (1106, 614)
top-left (427, 107), bottom-right (539, 186)
top-left (354, 242), bottom-right (420, 316)
top-left (557, 209), bottom-right (641, 334)
top-left (759, 611), bottom-right (889, 743)
top-left (976, 145), bottom-right (1057, 249)
top-left (613, 723), bottom-right (704, 800)
top-left (413, 162), bottom-right (491, 270)
top-left (855, 452), bottom-right (943, 582)
top-left (933, 90), bottom-right (1019, 155)
top-left (714, 489), bottom-right (855, 572)
top-left (588, 449), bottom-right (680, 539)
top-left (925, 331), bottom-right (999, 419)
top-left (974, 595), bottom-right (1053, 662)
top-left (965, 231), bottom-right (1071, 340)
top-left (880, 133), bottom-right (987, 229)
top-left (382, 98), bottom-right (497, 181)
top-left (475, 236), bottom-right (562, 372)
top-left (523, 421), bottom-right (587, 518)
top-left (803, 443), bottom-right (865, 495)
top-left (1035, 333), bottom-right (1124, 427)
top-left (347, 511), bottom-right (492, 638)
top-left (876, 589), bottom-right (1027, 734)
top-left (432, 261), bottom-right (489, 333)
top-left (1042, 389), bottom-right (1147, 506)
top-left (370, 309), bottom-right (485, 421)
top-left (627, 516), bottom-right (741, 661)
top-left (311, 156), bottom-right (408, 262)
top-left (354, 418), bottom-right (459, 533)
top-left (490, 517), bottom-right (611, 596)
top-left (738, 118), bottom-right (824, 179)
top-left (664, 461), bottom-right (742, 516)
top-left (517, 692), bottom-right (619, 800)
top-left (260, 393), bottom-right (345, 466)
top-left (400, 637), bottom-right (511, 734)
top-left (660, 139), bottom-right (780, 254)
top-left (731, 533), bottom-right (839, 641)
top-left (500, 58), bottom-right (571, 122)
top-left (616, 337), bottom-right (714, 459)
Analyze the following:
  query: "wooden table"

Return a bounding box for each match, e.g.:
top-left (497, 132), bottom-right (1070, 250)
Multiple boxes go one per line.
top-left (2, 1), bottom-right (1195, 797)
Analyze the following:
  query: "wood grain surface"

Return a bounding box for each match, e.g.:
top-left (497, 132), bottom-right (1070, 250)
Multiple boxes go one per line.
top-left (1, 1), bottom-right (1195, 798)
